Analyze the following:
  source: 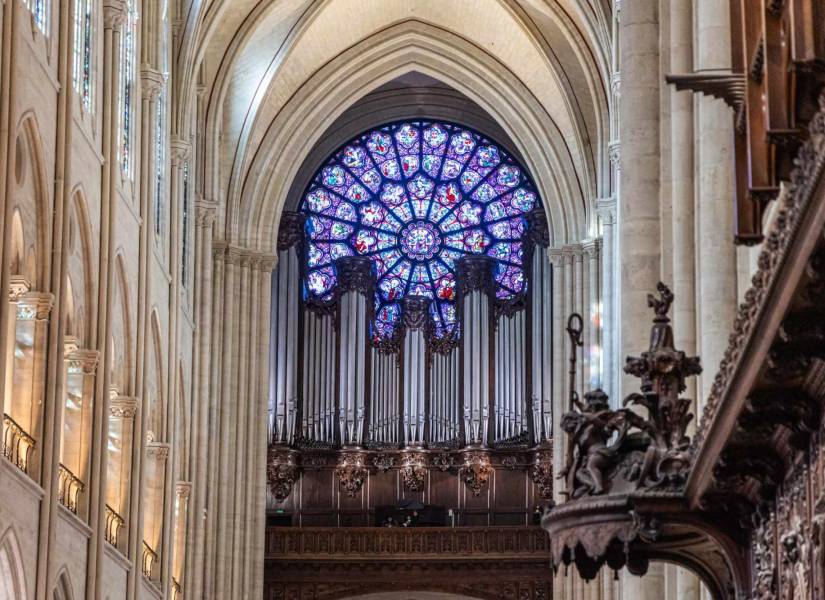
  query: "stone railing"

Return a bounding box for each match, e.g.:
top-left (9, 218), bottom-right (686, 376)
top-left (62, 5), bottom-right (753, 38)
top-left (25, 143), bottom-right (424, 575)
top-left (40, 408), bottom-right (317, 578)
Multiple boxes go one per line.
top-left (142, 541), bottom-right (158, 578)
top-left (171, 578), bottom-right (182, 600)
top-left (105, 504), bottom-right (125, 547)
top-left (2, 414), bottom-right (35, 474)
top-left (266, 526), bottom-right (551, 558)
top-left (57, 463), bottom-right (84, 513)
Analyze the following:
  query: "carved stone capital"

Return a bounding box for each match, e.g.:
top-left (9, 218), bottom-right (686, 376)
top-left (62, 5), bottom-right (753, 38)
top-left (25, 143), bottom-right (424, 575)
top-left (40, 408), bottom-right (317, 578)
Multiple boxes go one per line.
top-left (456, 255), bottom-right (495, 297)
top-left (9, 276), bottom-right (31, 301)
top-left (65, 344), bottom-right (100, 375)
top-left (607, 140), bottom-right (620, 167)
top-left (530, 448), bottom-right (554, 501)
top-left (225, 246), bottom-right (245, 266)
top-left (146, 443), bottom-right (170, 461)
top-left (547, 247), bottom-right (564, 267)
top-left (335, 452), bottom-right (368, 497)
top-left (212, 240), bottom-right (228, 261)
top-left (16, 292), bottom-right (54, 321)
top-left (256, 254), bottom-right (278, 273)
top-left (109, 396), bottom-right (139, 419)
top-left (596, 197), bottom-right (617, 225)
top-left (582, 238), bottom-right (601, 259)
top-left (102, 0), bottom-right (127, 29)
top-left (195, 204), bottom-right (216, 228)
top-left (170, 138), bottom-right (192, 166)
top-left (175, 481), bottom-right (192, 500)
top-left (335, 256), bottom-right (374, 296)
top-left (140, 66), bottom-right (165, 101)
top-left (277, 212), bottom-right (306, 252)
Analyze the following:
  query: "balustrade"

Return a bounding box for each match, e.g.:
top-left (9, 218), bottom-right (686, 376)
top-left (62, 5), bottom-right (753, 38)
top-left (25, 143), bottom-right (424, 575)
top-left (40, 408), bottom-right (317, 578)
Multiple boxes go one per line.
top-left (2, 413), bottom-right (35, 473)
top-left (142, 540), bottom-right (158, 578)
top-left (104, 504), bottom-right (125, 547)
top-left (57, 463), bottom-right (84, 514)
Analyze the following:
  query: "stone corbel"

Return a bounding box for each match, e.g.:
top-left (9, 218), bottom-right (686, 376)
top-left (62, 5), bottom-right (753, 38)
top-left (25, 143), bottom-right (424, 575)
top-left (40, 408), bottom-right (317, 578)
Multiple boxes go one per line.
top-left (596, 197), bottom-right (617, 226)
top-left (9, 275), bottom-right (31, 301)
top-left (175, 481), bottom-right (192, 501)
top-left (64, 338), bottom-right (100, 375)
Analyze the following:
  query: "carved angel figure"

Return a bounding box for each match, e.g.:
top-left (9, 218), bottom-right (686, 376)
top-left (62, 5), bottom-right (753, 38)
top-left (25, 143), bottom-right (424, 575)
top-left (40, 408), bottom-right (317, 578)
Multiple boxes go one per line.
top-left (558, 389), bottom-right (626, 497)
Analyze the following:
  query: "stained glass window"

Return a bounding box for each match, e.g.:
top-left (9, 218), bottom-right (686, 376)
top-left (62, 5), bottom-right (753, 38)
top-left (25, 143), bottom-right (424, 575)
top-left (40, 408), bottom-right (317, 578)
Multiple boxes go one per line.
top-left (24, 0), bottom-right (49, 34)
top-left (119, 2), bottom-right (138, 176)
top-left (155, 13), bottom-right (169, 237)
top-left (181, 161), bottom-right (190, 285)
top-left (73, 0), bottom-right (94, 113)
top-left (300, 121), bottom-right (539, 340)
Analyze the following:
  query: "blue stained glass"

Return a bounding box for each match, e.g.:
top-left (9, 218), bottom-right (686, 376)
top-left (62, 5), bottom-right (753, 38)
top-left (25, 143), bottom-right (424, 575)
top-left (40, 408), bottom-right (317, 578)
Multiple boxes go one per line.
top-left (300, 121), bottom-right (541, 339)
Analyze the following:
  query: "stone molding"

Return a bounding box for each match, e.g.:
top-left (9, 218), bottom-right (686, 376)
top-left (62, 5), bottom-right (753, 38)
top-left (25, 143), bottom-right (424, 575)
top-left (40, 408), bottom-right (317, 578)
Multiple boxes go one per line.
top-left (175, 481), bottom-right (192, 500)
top-left (16, 292), bottom-right (54, 321)
top-left (102, 0), bottom-right (128, 30)
top-left (146, 443), bottom-right (170, 461)
top-left (596, 197), bottom-right (617, 224)
top-left (140, 66), bottom-right (165, 101)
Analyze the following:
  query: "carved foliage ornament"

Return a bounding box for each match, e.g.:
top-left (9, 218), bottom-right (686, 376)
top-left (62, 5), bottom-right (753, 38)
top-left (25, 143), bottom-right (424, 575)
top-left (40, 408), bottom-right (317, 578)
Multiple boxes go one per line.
top-left (335, 452), bottom-right (368, 497)
top-left (460, 450), bottom-right (493, 496)
top-left (400, 451), bottom-right (427, 492)
top-left (530, 449), bottom-right (554, 501)
top-left (267, 447), bottom-right (300, 503)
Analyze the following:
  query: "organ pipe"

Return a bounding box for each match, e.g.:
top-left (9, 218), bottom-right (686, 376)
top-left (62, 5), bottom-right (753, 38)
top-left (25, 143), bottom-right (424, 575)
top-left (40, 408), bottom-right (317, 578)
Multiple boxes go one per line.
top-left (401, 296), bottom-right (429, 446)
top-left (531, 242), bottom-right (553, 442)
top-left (270, 245), bottom-right (300, 444)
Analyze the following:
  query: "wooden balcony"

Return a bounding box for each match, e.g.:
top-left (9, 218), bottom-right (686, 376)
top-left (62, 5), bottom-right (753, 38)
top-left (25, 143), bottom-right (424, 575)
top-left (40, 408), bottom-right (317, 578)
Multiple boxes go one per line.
top-left (265, 526), bottom-right (553, 599)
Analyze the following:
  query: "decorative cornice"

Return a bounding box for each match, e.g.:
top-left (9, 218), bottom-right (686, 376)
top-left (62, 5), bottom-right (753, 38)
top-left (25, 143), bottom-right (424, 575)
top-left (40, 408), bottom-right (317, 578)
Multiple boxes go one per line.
top-left (109, 396), bottom-right (138, 419)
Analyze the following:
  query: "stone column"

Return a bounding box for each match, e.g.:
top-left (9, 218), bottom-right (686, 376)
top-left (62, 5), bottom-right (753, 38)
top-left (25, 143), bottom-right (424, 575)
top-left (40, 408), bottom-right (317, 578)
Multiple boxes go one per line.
top-left (584, 239), bottom-right (601, 389)
top-left (618, 0), bottom-right (661, 396)
top-left (695, 0), bottom-right (737, 402)
top-left (596, 198), bottom-right (617, 404)
top-left (548, 248), bottom-right (565, 500)
top-left (186, 202), bottom-right (215, 598)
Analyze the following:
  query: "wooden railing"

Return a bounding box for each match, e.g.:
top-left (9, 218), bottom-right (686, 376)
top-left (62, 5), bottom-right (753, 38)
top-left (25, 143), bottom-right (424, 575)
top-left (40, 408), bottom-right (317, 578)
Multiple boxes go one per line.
top-left (57, 463), bottom-right (84, 513)
top-left (2, 413), bottom-right (35, 474)
top-left (142, 541), bottom-right (158, 578)
top-left (266, 525), bottom-right (551, 558)
top-left (104, 504), bottom-right (125, 547)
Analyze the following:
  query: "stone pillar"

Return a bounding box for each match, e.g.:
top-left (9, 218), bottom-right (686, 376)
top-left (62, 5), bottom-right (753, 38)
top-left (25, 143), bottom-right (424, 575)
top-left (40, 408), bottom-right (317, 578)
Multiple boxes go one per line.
top-left (336, 256), bottom-right (372, 446)
top-left (618, 0), bottom-right (661, 396)
top-left (695, 0), bottom-right (737, 402)
top-left (186, 202), bottom-right (215, 598)
top-left (584, 239), bottom-right (601, 389)
top-left (596, 198), bottom-right (617, 404)
top-left (458, 256), bottom-right (494, 446)
top-left (548, 248), bottom-right (565, 500)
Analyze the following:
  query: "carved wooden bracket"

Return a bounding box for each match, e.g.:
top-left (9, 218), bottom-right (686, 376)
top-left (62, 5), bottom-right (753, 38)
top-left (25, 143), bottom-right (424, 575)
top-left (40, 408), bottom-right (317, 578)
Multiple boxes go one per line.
top-left (267, 446), bottom-right (300, 503)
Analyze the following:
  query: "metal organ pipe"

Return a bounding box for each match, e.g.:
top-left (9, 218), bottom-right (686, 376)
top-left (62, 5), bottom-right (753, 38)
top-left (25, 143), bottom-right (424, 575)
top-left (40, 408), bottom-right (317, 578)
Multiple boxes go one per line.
top-left (531, 245), bottom-right (553, 442)
top-left (270, 245), bottom-right (300, 445)
top-left (401, 296), bottom-right (428, 446)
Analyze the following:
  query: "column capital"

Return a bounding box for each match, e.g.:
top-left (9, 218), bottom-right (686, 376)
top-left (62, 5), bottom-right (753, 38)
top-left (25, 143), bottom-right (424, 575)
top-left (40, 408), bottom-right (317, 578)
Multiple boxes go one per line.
top-left (140, 66), bottom-right (165, 101)
top-left (146, 442), bottom-right (170, 461)
top-left (608, 140), bottom-right (621, 167)
top-left (401, 295), bottom-right (432, 331)
top-left (611, 70), bottom-right (621, 98)
top-left (582, 238), bottom-right (601, 258)
top-left (256, 254), bottom-right (278, 272)
top-left (102, 0), bottom-right (128, 30)
top-left (195, 203), bottom-right (217, 227)
top-left (175, 481), bottom-right (192, 500)
top-left (65, 345), bottom-right (100, 375)
top-left (16, 292), bottom-right (54, 321)
top-left (547, 247), bottom-right (564, 267)
top-left (596, 197), bottom-right (617, 224)
top-left (212, 240), bottom-right (228, 260)
top-left (109, 396), bottom-right (139, 419)
top-left (9, 275), bottom-right (31, 301)
top-left (170, 138), bottom-right (192, 166)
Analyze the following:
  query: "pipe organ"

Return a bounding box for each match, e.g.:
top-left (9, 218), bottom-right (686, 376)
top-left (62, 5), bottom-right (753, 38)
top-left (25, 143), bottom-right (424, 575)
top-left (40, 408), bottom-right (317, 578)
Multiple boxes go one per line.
top-left (269, 210), bottom-right (559, 452)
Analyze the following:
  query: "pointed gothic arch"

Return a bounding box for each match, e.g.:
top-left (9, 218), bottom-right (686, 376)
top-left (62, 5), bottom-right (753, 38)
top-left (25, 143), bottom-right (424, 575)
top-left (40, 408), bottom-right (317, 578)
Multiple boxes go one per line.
top-left (0, 527), bottom-right (27, 600)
